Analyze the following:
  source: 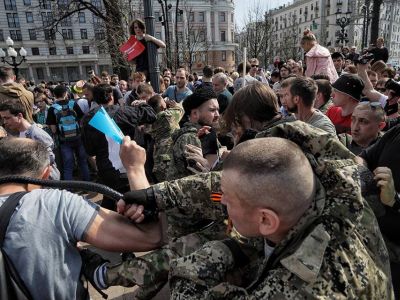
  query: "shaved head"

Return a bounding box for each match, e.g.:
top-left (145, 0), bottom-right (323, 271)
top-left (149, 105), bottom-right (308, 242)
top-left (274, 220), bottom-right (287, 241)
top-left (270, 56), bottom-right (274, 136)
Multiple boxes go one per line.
top-left (223, 137), bottom-right (315, 225)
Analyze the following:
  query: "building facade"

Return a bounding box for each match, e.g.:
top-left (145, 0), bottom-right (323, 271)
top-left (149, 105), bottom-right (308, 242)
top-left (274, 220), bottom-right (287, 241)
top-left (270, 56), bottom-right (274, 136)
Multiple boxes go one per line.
top-left (0, 0), bottom-right (112, 83)
top-left (267, 0), bottom-right (400, 66)
top-left (132, 0), bottom-right (237, 73)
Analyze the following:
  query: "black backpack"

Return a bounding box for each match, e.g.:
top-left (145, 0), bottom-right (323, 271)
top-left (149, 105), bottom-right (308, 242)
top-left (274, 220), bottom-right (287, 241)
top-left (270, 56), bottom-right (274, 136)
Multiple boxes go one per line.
top-left (0, 192), bottom-right (32, 300)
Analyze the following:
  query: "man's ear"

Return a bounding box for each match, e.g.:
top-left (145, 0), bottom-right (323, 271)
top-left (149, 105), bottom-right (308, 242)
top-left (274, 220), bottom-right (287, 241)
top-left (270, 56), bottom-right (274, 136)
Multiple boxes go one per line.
top-left (258, 208), bottom-right (280, 237)
top-left (190, 109), bottom-right (199, 122)
top-left (379, 121), bottom-right (386, 130)
top-left (41, 165), bottom-right (52, 180)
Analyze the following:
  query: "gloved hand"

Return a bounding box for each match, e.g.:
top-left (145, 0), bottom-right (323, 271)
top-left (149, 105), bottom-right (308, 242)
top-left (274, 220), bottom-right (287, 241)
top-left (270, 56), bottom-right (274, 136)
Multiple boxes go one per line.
top-left (80, 249), bottom-right (109, 299)
top-left (122, 188), bottom-right (159, 221)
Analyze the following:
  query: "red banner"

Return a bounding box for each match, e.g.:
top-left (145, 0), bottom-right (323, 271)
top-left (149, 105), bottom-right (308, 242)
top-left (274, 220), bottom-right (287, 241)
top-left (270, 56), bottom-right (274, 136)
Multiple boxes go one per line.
top-left (119, 36), bottom-right (145, 61)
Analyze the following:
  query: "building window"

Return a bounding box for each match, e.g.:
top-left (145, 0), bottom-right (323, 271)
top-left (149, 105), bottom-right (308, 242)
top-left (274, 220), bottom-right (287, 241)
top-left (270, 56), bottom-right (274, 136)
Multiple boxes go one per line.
top-left (57, 0), bottom-right (69, 9)
top-left (62, 29), bottom-right (73, 39)
top-left (9, 30), bottom-right (22, 41)
top-left (66, 46), bottom-right (74, 54)
top-left (80, 29), bottom-right (88, 39)
top-left (155, 31), bottom-right (161, 39)
top-left (91, 0), bottom-right (101, 9)
top-left (198, 12), bottom-right (204, 22)
top-left (49, 47), bottom-right (57, 55)
top-left (231, 13), bottom-right (234, 22)
top-left (39, 0), bottom-right (51, 9)
top-left (44, 29), bottom-right (56, 40)
top-left (82, 46), bottom-right (90, 54)
top-left (94, 29), bottom-right (105, 40)
top-left (28, 29), bottom-right (37, 40)
top-left (177, 11), bottom-right (183, 22)
top-left (78, 12), bottom-right (86, 23)
top-left (32, 47), bottom-right (40, 55)
top-left (222, 51), bottom-right (226, 61)
top-left (199, 30), bottom-right (205, 42)
top-left (4, 0), bottom-right (17, 10)
top-left (93, 15), bottom-right (102, 25)
top-left (7, 13), bottom-right (20, 28)
top-left (219, 12), bottom-right (226, 22)
top-left (23, 0), bottom-right (31, 5)
top-left (0, 30), bottom-right (4, 41)
top-left (60, 16), bottom-right (72, 26)
top-left (189, 12), bottom-right (194, 22)
top-left (220, 31), bottom-right (226, 41)
top-left (36, 68), bottom-right (44, 80)
top-left (26, 12), bottom-right (34, 23)
top-left (41, 12), bottom-right (53, 27)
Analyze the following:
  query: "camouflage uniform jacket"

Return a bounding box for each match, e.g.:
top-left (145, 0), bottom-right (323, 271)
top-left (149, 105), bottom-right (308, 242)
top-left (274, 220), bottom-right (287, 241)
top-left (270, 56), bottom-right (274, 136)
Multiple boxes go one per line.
top-left (156, 121), bottom-right (393, 299)
top-left (166, 122), bottom-right (202, 181)
top-left (338, 132), bottom-right (383, 156)
top-left (151, 106), bottom-right (184, 181)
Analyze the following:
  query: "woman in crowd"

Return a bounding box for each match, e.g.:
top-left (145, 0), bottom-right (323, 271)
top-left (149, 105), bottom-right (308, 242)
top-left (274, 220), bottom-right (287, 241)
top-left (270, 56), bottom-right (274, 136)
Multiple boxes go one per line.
top-left (301, 29), bottom-right (338, 83)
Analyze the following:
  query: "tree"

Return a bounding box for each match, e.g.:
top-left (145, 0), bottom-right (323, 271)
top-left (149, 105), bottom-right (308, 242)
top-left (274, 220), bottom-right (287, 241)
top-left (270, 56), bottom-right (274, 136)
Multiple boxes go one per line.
top-left (41, 0), bottom-right (132, 79)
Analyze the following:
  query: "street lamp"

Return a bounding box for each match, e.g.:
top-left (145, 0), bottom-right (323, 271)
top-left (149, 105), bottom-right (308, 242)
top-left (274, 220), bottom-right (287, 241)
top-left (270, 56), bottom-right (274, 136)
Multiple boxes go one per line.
top-left (335, 10), bottom-right (352, 46)
top-left (158, 0), bottom-right (173, 69)
top-left (0, 37), bottom-right (27, 78)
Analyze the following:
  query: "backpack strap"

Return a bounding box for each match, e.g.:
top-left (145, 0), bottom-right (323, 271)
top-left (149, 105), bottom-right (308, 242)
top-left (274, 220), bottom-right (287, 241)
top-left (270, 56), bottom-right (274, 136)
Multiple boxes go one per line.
top-left (0, 192), bottom-right (28, 247)
top-left (52, 103), bottom-right (62, 112)
top-left (67, 100), bottom-right (75, 110)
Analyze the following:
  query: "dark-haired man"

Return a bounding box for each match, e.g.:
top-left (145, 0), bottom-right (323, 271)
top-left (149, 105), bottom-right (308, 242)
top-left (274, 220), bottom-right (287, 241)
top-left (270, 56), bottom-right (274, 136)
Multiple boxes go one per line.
top-left (0, 67), bottom-right (34, 124)
top-left (314, 79), bottom-right (333, 113)
top-left (162, 68), bottom-right (192, 103)
top-left (339, 102), bottom-right (385, 155)
top-left (0, 98), bottom-right (59, 179)
top-left (0, 137), bottom-right (163, 300)
top-left (167, 88), bottom-right (220, 181)
top-left (281, 77), bottom-right (336, 135)
top-left (82, 83), bottom-right (156, 210)
top-left (326, 74), bottom-right (365, 134)
top-left (46, 85), bottom-right (90, 181)
top-left (331, 52), bottom-right (345, 76)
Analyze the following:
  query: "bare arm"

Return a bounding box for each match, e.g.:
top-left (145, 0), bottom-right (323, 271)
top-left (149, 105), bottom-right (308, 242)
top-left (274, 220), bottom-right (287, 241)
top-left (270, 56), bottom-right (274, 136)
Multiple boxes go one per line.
top-left (357, 63), bottom-right (385, 102)
top-left (83, 207), bottom-right (162, 252)
top-left (145, 34), bottom-right (166, 49)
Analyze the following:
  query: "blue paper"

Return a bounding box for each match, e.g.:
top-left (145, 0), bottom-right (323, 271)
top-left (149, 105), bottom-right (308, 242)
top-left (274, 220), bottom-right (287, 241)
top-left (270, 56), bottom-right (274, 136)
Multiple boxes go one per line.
top-left (89, 106), bottom-right (124, 144)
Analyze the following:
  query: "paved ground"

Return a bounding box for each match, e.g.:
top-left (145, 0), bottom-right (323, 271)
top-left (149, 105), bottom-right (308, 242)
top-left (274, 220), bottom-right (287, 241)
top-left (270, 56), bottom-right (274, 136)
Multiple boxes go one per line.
top-left (84, 192), bottom-right (169, 300)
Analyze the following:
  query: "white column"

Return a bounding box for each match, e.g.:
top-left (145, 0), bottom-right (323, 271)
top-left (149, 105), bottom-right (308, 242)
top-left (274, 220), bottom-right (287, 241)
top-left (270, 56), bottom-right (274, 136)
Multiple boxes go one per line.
top-left (227, 11), bottom-right (231, 42)
top-left (214, 11), bottom-right (220, 42)
top-left (78, 62), bottom-right (83, 78)
top-left (206, 11), bottom-right (212, 42)
top-left (45, 63), bottom-right (51, 81)
top-left (28, 65), bottom-right (34, 81)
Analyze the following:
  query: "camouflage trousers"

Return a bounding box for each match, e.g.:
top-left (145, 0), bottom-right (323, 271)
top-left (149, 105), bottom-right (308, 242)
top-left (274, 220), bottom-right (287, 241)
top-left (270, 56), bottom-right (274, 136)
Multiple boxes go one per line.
top-left (106, 221), bottom-right (227, 300)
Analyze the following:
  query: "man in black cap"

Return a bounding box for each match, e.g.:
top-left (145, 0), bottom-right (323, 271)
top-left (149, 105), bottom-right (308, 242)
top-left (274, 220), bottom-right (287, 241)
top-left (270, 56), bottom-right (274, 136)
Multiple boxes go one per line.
top-left (326, 74), bottom-right (365, 134)
top-left (166, 88), bottom-right (220, 181)
top-left (331, 52), bottom-right (345, 76)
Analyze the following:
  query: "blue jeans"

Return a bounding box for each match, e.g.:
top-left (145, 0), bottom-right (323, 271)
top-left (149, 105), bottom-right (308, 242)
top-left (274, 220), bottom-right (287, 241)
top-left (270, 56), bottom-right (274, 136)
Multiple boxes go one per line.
top-left (59, 138), bottom-right (90, 181)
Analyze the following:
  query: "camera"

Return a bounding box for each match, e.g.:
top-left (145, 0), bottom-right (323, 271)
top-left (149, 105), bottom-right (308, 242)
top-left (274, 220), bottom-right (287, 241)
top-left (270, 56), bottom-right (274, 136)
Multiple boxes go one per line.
top-left (87, 69), bottom-right (95, 77)
top-left (354, 53), bottom-right (374, 65)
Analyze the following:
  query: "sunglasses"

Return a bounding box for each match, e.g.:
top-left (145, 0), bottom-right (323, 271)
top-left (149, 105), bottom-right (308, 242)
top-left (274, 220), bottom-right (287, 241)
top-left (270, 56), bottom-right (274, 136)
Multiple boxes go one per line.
top-left (360, 100), bottom-right (382, 110)
top-left (251, 65), bottom-right (259, 68)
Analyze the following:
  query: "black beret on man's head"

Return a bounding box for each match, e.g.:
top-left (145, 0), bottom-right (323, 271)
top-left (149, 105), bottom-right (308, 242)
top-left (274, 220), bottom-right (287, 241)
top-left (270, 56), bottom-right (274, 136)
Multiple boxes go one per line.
top-left (183, 88), bottom-right (217, 115)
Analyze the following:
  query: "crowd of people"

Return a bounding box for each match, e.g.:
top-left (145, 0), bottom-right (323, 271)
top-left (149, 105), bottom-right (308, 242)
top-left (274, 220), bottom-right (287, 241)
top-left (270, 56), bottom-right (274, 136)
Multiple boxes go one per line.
top-left (1, 22), bottom-right (400, 300)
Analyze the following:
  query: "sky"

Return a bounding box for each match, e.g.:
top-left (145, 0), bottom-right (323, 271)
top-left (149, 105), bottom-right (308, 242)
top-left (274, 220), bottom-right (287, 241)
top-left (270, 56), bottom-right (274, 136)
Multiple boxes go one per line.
top-left (235, 0), bottom-right (289, 29)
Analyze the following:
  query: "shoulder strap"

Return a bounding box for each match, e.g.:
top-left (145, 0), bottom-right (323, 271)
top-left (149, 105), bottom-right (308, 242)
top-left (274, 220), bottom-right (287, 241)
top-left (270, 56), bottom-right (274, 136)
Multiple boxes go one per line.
top-left (52, 103), bottom-right (62, 112)
top-left (68, 100), bottom-right (75, 110)
top-left (0, 192), bottom-right (28, 247)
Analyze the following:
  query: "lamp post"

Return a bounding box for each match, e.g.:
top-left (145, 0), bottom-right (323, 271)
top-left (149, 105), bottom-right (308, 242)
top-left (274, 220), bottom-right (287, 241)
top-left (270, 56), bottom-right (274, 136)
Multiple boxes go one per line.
top-left (335, 10), bottom-right (352, 46)
top-left (158, 0), bottom-right (173, 69)
top-left (0, 37), bottom-right (27, 78)
top-left (361, 0), bottom-right (371, 49)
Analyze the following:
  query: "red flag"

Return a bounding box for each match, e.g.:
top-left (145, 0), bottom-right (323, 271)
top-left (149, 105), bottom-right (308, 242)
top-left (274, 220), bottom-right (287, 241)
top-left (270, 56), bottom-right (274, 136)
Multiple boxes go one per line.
top-left (119, 36), bottom-right (145, 61)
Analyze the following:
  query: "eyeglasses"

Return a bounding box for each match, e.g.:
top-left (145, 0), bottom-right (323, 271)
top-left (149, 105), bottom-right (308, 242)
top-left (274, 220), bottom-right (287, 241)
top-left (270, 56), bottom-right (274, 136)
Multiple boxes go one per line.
top-left (251, 65), bottom-right (259, 68)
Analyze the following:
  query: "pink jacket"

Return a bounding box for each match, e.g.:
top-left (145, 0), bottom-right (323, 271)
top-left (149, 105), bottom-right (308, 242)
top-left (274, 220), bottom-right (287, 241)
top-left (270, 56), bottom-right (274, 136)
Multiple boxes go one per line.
top-left (305, 44), bottom-right (338, 83)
